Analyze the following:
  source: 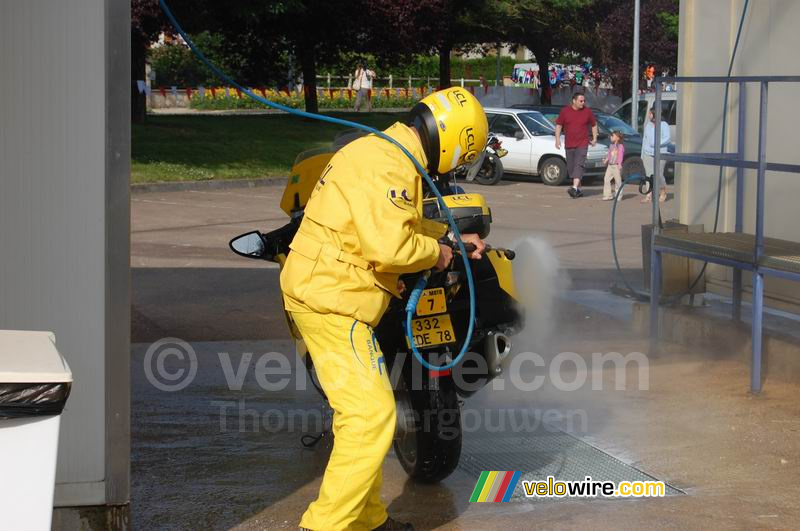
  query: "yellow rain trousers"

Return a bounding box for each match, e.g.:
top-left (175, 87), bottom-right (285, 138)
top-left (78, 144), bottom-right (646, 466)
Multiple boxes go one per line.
top-left (293, 311), bottom-right (394, 531)
top-left (281, 123), bottom-right (441, 529)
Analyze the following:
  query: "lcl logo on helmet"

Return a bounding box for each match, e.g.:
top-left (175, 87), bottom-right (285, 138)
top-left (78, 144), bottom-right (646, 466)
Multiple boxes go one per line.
top-left (450, 89), bottom-right (469, 107)
top-left (460, 126), bottom-right (476, 154)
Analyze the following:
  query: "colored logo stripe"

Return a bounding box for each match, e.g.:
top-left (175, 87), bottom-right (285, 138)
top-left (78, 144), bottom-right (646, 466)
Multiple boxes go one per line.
top-left (469, 471), bottom-right (521, 502)
top-left (469, 471), bottom-right (489, 502)
top-left (501, 471), bottom-right (521, 502)
top-left (477, 471), bottom-right (498, 502)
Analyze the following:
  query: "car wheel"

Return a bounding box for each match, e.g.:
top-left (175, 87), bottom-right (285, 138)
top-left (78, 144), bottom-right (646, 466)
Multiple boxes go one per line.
top-left (540, 157), bottom-right (567, 186)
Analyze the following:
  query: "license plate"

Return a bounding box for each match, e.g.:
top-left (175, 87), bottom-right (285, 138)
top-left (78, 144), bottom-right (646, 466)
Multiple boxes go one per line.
top-left (416, 287), bottom-right (447, 316)
top-left (407, 314), bottom-right (456, 348)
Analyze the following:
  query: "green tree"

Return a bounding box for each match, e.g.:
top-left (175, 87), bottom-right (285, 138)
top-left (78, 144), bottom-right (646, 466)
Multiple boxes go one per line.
top-left (588, 0), bottom-right (679, 98)
top-left (164, 0), bottom-right (370, 113)
top-left (366, 0), bottom-right (500, 89)
top-left (132, 0), bottom-right (165, 123)
top-left (148, 32), bottom-right (255, 87)
top-left (487, 0), bottom-right (594, 103)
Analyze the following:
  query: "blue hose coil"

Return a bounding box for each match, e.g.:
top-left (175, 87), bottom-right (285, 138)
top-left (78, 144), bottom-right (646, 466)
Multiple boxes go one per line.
top-left (158, 0), bottom-right (475, 371)
top-left (405, 274), bottom-right (430, 314)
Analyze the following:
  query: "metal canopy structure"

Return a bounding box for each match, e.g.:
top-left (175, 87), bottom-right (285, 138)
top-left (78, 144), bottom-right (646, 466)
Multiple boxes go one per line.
top-left (648, 75), bottom-right (800, 393)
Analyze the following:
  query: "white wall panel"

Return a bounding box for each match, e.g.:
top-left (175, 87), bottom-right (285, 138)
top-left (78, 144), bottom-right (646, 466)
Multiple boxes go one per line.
top-left (0, 0), bottom-right (130, 505)
top-left (678, 0), bottom-right (800, 311)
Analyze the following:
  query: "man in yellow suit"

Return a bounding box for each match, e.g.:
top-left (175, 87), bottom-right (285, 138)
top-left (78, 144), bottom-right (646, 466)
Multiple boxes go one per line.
top-left (280, 87), bottom-right (488, 531)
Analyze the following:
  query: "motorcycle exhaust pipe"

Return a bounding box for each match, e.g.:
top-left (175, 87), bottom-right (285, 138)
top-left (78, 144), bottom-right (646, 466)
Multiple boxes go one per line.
top-left (485, 331), bottom-right (512, 376)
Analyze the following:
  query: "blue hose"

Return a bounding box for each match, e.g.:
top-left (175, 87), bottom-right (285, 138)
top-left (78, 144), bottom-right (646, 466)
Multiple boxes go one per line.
top-left (611, 175), bottom-right (650, 301)
top-left (158, 0), bottom-right (475, 370)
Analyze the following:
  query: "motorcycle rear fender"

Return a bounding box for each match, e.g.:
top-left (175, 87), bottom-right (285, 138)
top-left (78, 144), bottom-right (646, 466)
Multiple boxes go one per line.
top-left (486, 249), bottom-right (518, 301)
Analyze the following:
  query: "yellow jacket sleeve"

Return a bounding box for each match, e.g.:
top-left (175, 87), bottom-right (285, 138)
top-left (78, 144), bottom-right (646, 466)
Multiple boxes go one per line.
top-left (343, 154), bottom-right (440, 274)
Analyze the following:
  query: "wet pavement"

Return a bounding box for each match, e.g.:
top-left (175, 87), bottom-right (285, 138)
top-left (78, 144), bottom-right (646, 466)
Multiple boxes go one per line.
top-left (131, 178), bottom-right (800, 529)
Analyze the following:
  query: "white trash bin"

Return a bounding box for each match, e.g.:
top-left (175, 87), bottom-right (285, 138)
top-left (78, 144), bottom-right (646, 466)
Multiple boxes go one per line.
top-left (0, 330), bottom-right (72, 531)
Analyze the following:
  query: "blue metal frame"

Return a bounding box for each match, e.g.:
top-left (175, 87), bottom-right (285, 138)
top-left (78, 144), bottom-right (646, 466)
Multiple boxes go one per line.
top-left (649, 75), bottom-right (800, 393)
top-left (733, 82), bottom-right (746, 321)
top-left (652, 246), bottom-right (756, 271)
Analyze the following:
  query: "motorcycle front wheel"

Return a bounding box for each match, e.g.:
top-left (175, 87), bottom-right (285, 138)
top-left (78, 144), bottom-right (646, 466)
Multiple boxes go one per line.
top-left (393, 366), bottom-right (462, 483)
top-left (473, 153), bottom-right (504, 186)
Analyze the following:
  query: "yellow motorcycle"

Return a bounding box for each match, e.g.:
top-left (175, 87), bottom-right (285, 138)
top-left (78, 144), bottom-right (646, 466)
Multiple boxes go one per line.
top-left (230, 135), bottom-right (522, 482)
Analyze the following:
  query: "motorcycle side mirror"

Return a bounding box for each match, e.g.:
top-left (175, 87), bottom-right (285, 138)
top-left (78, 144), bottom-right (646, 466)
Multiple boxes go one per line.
top-left (230, 231), bottom-right (266, 259)
top-left (514, 130), bottom-right (525, 140)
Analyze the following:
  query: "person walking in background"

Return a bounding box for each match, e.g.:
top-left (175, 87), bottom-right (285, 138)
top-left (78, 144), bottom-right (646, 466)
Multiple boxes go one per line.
top-left (353, 62), bottom-right (375, 112)
top-left (644, 64), bottom-right (656, 91)
top-left (641, 108), bottom-right (671, 203)
top-left (555, 92), bottom-right (598, 198)
top-left (602, 131), bottom-right (625, 201)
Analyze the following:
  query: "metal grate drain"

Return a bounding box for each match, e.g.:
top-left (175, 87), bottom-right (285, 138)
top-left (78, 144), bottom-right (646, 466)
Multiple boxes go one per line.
top-left (458, 424), bottom-right (682, 501)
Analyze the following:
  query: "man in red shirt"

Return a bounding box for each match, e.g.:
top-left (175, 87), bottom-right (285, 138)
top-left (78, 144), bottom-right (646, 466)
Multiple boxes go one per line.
top-left (555, 92), bottom-right (598, 198)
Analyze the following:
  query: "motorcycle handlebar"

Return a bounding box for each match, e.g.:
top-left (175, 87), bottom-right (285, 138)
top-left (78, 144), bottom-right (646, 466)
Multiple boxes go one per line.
top-left (451, 241), bottom-right (515, 260)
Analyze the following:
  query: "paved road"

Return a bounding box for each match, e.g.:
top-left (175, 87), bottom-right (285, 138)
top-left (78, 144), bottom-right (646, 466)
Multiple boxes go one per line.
top-left (129, 179), bottom-right (800, 530)
top-left (131, 177), bottom-right (675, 342)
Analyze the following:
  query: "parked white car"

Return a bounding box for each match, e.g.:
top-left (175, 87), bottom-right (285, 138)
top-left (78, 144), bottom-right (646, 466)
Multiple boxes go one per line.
top-left (483, 107), bottom-right (608, 186)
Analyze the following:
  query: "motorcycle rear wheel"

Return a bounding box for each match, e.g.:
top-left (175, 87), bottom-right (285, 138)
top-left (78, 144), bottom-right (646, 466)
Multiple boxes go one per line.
top-left (473, 153), bottom-right (504, 186)
top-left (393, 367), bottom-right (462, 483)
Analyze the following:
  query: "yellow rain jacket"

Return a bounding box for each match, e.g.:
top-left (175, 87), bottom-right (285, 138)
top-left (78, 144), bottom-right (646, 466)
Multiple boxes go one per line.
top-left (280, 122), bottom-right (441, 326)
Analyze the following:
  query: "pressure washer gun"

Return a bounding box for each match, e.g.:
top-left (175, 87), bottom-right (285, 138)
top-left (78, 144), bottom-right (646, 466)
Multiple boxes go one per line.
top-left (457, 241), bottom-right (516, 260)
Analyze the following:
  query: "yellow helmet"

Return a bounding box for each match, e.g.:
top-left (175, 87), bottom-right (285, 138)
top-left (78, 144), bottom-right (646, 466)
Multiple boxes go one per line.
top-left (407, 87), bottom-right (488, 175)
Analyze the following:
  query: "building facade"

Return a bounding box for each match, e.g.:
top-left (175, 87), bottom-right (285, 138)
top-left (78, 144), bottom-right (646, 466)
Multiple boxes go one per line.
top-left (678, 0), bottom-right (800, 313)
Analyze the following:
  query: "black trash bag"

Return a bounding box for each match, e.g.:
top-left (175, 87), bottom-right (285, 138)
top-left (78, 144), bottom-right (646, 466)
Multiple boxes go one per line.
top-left (0, 382), bottom-right (72, 419)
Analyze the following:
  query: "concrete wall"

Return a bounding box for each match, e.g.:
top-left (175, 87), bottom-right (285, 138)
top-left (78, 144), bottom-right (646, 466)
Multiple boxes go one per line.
top-left (678, 0), bottom-right (800, 312)
top-left (0, 0), bottom-right (130, 515)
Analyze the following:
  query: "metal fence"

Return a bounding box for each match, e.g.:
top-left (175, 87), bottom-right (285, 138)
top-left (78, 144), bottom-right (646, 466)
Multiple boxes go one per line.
top-left (316, 74), bottom-right (484, 89)
top-left (649, 75), bottom-right (800, 392)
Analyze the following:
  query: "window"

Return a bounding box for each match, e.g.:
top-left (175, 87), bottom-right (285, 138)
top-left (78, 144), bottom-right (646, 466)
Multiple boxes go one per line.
top-left (637, 101), bottom-right (649, 129)
top-left (666, 101), bottom-right (677, 126)
top-left (488, 114), bottom-right (524, 138)
top-left (518, 113), bottom-right (554, 136)
top-left (597, 114), bottom-right (638, 137)
top-left (648, 101), bottom-right (676, 125)
top-left (614, 101), bottom-right (649, 131)
top-left (616, 102), bottom-right (631, 124)
top-left (541, 112), bottom-right (559, 123)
